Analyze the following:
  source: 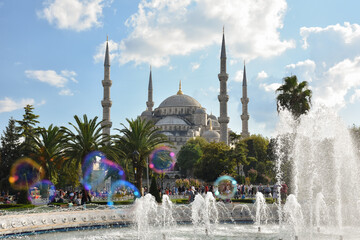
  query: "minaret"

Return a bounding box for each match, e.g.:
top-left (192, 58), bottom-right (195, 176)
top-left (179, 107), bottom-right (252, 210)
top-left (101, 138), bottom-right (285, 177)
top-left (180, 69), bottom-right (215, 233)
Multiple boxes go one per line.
top-left (241, 63), bottom-right (250, 137)
top-left (218, 28), bottom-right (229, 145)
top-left (146, 66), bottom-right (154, 111)
top-left (101, 36), bottom-right (112, 137)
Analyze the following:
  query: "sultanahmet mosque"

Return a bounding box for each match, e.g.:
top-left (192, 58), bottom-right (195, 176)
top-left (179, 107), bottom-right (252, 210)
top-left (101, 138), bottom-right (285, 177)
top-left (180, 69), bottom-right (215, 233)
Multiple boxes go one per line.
top-left (100, 31), bottom-right (250, 153)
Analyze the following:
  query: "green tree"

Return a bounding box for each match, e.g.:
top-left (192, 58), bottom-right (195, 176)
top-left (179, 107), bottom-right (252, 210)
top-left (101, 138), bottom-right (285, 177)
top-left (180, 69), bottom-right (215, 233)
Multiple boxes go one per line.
top-left (229, 140), bottom-right (249, 178)
top-left (276, 75), bottom-right (312, 119)
top-left (149, 175), bottom-right (161, 203)
top-left (114, 118), bottom-right (170, 191)
top-left (177, 137), bottom-right (207, 177)
top-left (194, 142), bottom-right (234, 182)
top-left (16, 105), bottom-right (40, 156)
top-left (61, 115), bottom-right (110, 199)
top-left (29, 125), bottom-right (65, 184)
top-left (0, 118), bottom-right (21, 192)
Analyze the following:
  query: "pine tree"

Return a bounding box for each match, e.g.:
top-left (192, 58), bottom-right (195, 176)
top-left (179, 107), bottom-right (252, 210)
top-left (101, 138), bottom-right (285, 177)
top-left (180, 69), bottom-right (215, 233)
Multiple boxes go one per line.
top-left (16, 104), bottom-right (40, 157)
top-left (149, 175), bottom-right (161, 203)
top-left (0, 118), bottom-right (21, 192)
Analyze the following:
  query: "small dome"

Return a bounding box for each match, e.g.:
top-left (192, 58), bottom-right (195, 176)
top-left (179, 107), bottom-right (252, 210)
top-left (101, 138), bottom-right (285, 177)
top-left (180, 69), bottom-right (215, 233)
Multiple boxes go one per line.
top-left (202, 130), bottom-right (220, 142)
top-left (208, 118), bottom-right (220, 127)
top-left (195, 108), bottom-right (206, 114)
top-left (158, 94), bottom-right (201, 108)
top-left (141, 110), bottom-right (152, 117)
top-left (208, 114), bottom-right (217, 120)
top-left (155, 116), bottom-right (189, 126)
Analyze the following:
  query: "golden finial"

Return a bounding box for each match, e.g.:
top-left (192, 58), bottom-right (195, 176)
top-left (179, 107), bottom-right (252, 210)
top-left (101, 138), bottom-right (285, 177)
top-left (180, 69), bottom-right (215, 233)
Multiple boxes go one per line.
top-left (177, 80), bottom-right (183, 95)
top-left (209, 118), bottom-right (213, 130)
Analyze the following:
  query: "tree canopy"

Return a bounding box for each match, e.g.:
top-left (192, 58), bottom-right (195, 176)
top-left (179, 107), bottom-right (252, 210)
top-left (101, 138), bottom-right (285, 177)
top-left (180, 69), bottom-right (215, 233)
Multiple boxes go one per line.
top-left (276, 75), bottom-right (312, 119)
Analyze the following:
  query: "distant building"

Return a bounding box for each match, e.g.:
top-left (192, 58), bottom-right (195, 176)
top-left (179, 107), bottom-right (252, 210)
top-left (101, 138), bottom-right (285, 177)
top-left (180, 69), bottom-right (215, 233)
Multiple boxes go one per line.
top-left (101, 31), bottom-right (250, 153)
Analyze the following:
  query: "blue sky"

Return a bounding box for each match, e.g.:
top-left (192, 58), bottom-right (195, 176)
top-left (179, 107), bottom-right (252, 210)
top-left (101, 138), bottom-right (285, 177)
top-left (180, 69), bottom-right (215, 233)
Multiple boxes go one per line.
top-left (1, 0), bottom-right (360, 138)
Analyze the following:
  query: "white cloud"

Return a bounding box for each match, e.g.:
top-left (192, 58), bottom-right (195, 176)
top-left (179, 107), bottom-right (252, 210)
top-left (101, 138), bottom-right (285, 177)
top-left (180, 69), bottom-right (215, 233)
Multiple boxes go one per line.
top-left (59, 89), bottom-right (74, 96)
top-left (25, 70), bottom-right (68, 88)
top-left (115, 0), bottom-right (294, 67)
top-left (233, 70), bottom-right (243, 83)
top-left (286, 57), bottom-right (360, 109)
top-left (25, 69), bottom-right (78, 96)
top-left (286, 59), bottom-right (316, 82)
top-left (301, 22), bottom-right (360, 49)
top-left (260, 83), bottom-right (281, 93)
top-left (61, 70), bottom-right (78, 83)
top-left (0, 97), bottom-right (35, 113)
top-left (37, 0), bottom-right (107, 31)
top-left (257, 71), bottom-right (268, 80)
top-left (191, 62), bottom-right (200, 71)
top-left (314, 57), bottom-right (360, 108)
top-left (350, 89), bottom-right (360, 103)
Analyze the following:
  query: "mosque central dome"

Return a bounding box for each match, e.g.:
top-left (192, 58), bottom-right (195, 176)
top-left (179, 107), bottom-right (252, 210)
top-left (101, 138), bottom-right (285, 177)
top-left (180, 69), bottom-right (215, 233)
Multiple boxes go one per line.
top-left (158, 94), bottom-right (201, 108)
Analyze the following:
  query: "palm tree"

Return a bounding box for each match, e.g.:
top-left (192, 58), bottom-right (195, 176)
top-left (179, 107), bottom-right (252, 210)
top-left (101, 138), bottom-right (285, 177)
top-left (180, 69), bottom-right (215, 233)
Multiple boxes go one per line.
top-left (29, 125), bottom-right (65, 183)
top-left (61, 114), bottom-right (110, 177)
top-left (114, 118), bottom-right (170, 191)
top-left (276, 75), bottom-right (312, 119)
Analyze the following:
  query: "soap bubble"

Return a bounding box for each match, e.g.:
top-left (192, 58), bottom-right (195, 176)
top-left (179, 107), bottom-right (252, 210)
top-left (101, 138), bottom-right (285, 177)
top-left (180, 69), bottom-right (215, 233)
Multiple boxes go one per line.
top-left (214, 175), bottom-right (237, 200)
top-left (9, 158), bottom-right (45, 190)
top-left (28, 180), bottom-right (56, 205)
top-left (149, 146), bottom-right (176, 173)
top-left (82, 151), bottom-right (107, 176)
top-left (82, 152), bottom-right (125, 191)
top-left (107, 180), bottom-right (141, 207)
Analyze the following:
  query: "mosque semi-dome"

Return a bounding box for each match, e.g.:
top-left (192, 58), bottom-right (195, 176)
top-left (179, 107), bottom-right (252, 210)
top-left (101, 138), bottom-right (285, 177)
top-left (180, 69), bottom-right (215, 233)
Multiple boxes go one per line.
top-left (155, 116), bottom-right (189, 126)
top-left (158, 94), bottom-right (201, 108)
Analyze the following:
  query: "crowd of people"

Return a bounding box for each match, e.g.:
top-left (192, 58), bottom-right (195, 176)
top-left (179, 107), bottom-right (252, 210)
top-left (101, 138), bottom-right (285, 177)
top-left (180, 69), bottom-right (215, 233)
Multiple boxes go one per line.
top-left (1, 182), bottom-right (289, 205)
top-left (148, 182), bottom-right (289, 203)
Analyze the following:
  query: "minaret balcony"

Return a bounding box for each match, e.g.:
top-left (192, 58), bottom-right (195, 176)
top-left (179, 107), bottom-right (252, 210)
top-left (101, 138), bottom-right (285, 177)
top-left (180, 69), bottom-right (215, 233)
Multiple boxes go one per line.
top-left (218, 116), bottom-right (229, 123)
top-left (102, 80), bottom-right (112, 87)
top-left (101, 100), bottom-right (112, 107)
top-left (218, 95), bottom-right (229, 102)
top-left (217, 73), bottom-right (229, 80)
top-left (241, 98), bottom-right (249, 104)
top-left (241, 114), bottom-right (249, 120)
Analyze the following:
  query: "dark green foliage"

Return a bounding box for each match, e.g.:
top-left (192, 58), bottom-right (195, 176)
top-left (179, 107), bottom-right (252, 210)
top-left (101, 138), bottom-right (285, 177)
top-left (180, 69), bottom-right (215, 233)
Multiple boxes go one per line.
top-left (114, 118), bottom-right (170, 191)
top-left (149, 175), bottom-right (161, 203)
top-left (194, 142), bottom-right (234, 182)
top-left (276, 75), bottom-right (312, 119)
top-left (16, 105), bottom-right (40, 156)
top-left (177, 137), bottom-right (206, 177)
top-left (0, 118), bottom-right (21, 191)
top-left (17, 190), bottom-right (30, 204)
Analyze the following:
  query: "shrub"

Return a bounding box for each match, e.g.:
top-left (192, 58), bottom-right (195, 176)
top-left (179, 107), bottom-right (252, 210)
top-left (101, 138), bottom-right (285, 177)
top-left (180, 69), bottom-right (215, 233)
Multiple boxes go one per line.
top-left (149, 175), bottom-right (161, 203)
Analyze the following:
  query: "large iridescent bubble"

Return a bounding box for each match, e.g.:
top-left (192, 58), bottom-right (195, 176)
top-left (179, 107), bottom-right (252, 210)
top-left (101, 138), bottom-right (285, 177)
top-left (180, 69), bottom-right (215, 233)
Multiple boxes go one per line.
top-left (82, 151), bottom-right (107, 176)
top-left (28, 180), bottom-right (56, 205)
top-left (9, 158), bottom-right (45, 190)
top-left (149, 146), bottom-right (176, 173)
top-left (214, 175), bottom-right (237, 200)
top-left (82, 152), bottom-right (125, 191)
top-left (107, 180), bottom-right (141, 206)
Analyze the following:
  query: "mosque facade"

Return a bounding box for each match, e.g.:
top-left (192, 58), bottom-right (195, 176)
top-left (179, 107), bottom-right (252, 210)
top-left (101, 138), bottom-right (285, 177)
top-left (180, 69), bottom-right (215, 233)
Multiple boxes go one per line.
top-left (101, 31), bottom-right (250, 153)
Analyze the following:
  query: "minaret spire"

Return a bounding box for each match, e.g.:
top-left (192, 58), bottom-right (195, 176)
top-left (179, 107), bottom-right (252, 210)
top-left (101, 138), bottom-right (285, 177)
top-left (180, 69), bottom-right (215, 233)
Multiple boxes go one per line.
top-left (101, 37), bottom-right (112, 138)
top-left (218, 28), bottom-right (229, 145)
top-left (146, 65), bottom-right (154, 111)
top-left (241, 63), bottom-right (250, 138)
